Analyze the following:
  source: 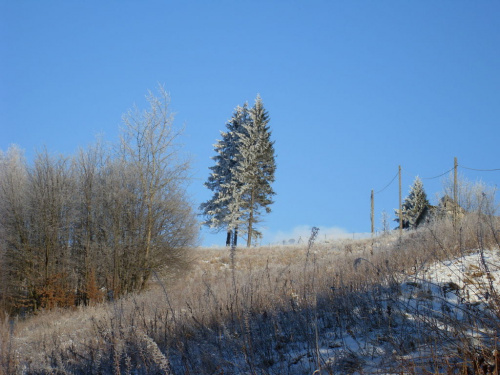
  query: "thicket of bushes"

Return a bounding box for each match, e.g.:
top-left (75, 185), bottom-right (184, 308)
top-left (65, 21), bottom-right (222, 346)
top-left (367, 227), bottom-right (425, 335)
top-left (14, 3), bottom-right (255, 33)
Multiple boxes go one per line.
top-left (0, 88), bottom-right (198, 315)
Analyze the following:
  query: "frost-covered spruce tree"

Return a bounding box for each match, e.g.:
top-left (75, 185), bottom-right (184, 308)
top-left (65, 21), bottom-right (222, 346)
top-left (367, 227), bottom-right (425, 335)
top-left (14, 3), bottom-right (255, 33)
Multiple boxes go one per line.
top-left (395, 176), bottom-right (430, 229)
top-left (235, 95), bottom-right (276, 247)
top-left (200, 104), bottom-right (250, 246)
top-left (201, 95), bottom-right (276, 247)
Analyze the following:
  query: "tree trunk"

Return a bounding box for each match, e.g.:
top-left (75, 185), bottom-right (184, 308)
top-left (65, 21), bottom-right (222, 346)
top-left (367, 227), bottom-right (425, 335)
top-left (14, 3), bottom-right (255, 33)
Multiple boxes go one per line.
top-left (226, 230), bottom-right (232, 247)
top-left (246, 188), bottom-right (255, 247)
top-left (142, 210), bottom-right (153, 289)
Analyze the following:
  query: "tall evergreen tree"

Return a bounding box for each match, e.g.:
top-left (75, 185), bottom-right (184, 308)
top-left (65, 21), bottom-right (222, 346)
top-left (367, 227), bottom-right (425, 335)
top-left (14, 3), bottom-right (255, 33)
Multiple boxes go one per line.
top-left (200, 104), bottom-right (250, 246)
top-left (201, 95), bottom-right (276, 247)
top-left (235, 95), bottom-right (276, 247)
top-left (395, 176), bottom-right (430, 229)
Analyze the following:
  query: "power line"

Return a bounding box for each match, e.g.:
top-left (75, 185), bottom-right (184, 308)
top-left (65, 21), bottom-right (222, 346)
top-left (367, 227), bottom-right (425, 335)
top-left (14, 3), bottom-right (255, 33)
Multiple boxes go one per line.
top-left (375, 170), bottom-right (399, 194)
top-left (421, 167), bottom-right (455, 180)
top-left (460, 166), bottom-right (500, 172)
top-left (401, 166), bottom-right (454, 181)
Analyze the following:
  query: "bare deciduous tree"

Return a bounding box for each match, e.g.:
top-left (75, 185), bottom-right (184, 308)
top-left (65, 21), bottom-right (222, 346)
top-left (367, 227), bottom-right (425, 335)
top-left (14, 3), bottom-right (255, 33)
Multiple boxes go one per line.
top-left (0, 146), bottom-right (29, 312)
top-left (119, 85), bottom-right (196, 288)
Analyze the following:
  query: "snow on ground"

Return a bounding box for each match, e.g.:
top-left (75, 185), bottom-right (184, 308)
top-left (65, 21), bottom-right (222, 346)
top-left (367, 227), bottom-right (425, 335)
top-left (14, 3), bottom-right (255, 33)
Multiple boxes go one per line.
top-left (265, 248), bottom-right (500, 374)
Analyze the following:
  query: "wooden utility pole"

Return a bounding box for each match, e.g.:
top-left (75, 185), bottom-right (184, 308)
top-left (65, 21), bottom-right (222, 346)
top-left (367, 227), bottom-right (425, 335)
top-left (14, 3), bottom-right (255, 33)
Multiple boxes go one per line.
top-left (454, 157), bottom-right (458, 228)
top-left (371, 189), bottom-right (374, 236)
top-left (399, 165), bottom-right (403, 237)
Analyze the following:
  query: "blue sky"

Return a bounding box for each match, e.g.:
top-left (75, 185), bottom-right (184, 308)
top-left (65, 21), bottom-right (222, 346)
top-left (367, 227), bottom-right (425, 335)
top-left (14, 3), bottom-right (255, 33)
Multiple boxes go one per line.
top-left (1, 1), bottom-right (499, 246)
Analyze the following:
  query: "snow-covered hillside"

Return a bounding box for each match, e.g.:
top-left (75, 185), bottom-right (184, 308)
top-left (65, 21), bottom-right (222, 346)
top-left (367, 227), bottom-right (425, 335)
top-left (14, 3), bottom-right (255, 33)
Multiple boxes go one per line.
top-left (275, 248), bottom-right (500, 374)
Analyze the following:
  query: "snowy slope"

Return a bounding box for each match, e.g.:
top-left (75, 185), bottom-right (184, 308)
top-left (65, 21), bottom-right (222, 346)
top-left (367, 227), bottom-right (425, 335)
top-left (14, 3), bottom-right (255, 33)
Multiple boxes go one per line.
top-left (265, 248), bottom-right (500, 374)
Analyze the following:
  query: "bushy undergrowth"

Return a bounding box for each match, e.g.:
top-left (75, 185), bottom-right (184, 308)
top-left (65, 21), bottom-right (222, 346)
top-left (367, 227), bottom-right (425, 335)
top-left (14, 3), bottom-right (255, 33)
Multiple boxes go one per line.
top-left (1, 212), bottom-right (500, 374)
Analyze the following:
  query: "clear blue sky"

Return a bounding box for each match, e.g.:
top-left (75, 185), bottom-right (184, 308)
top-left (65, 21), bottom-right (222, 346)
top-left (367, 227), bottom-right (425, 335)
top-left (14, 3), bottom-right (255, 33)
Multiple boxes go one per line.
top-left (1, 1), bottom-right (499, 246)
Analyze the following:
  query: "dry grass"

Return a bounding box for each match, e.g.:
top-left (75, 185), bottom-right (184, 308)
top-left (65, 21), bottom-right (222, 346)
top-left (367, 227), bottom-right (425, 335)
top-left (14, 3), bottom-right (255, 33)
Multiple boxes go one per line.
top-left (2, 214), bottom-right (500, 374)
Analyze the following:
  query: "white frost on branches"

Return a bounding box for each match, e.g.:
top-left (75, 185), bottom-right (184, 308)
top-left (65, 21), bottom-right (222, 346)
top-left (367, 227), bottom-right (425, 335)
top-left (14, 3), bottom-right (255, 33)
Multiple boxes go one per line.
top-left (200, 96), bottom-right (276, 247)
